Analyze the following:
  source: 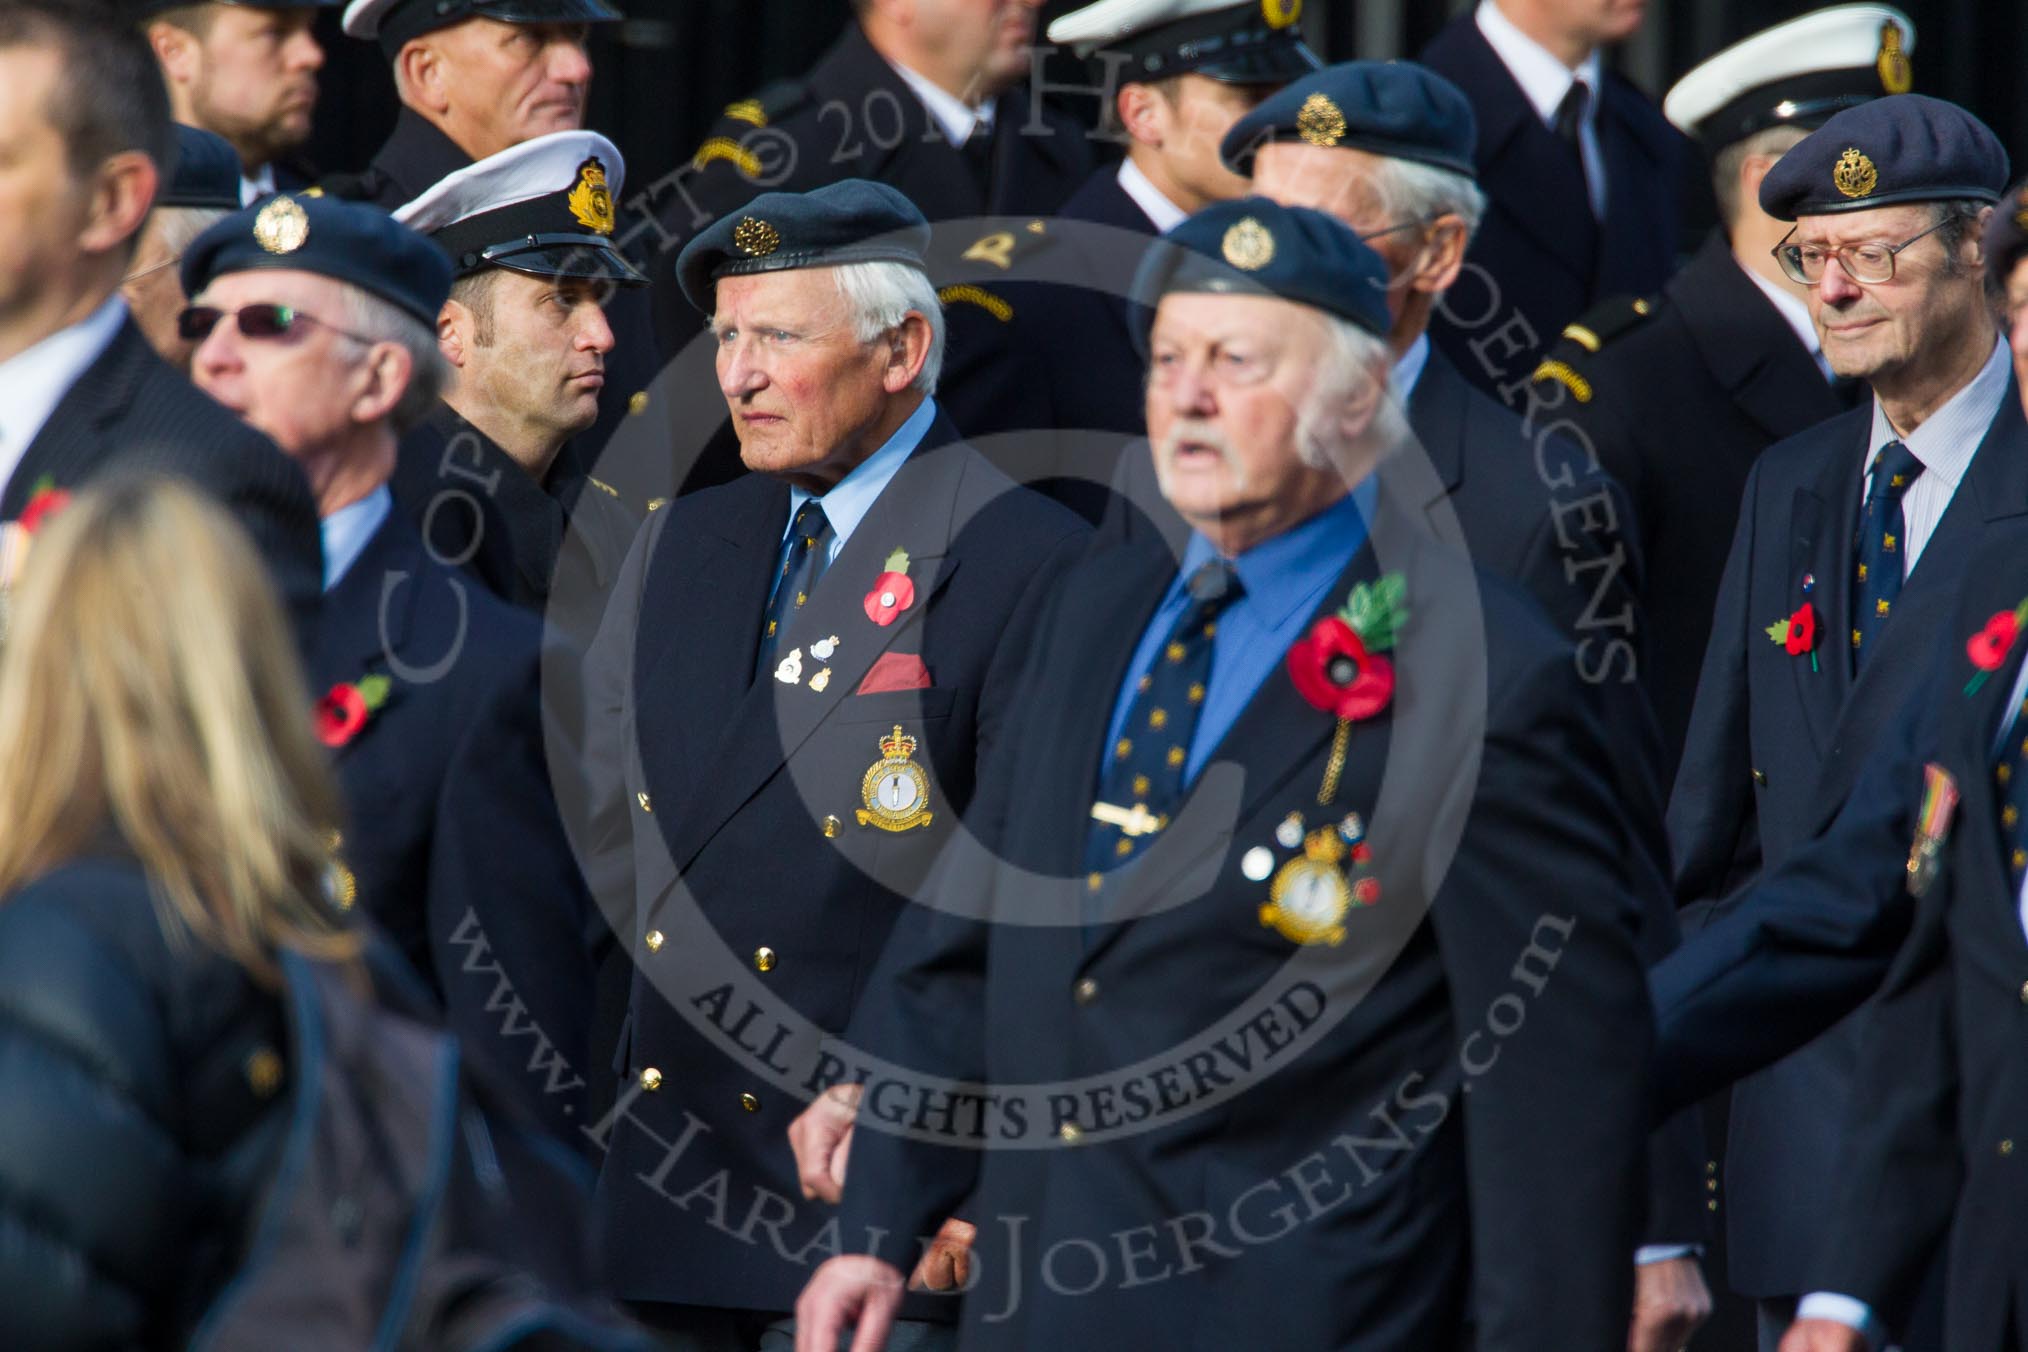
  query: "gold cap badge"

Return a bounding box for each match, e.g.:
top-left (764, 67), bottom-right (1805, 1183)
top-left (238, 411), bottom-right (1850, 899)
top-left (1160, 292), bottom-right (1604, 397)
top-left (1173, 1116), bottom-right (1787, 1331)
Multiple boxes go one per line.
top-left (253, 196), bottom-right (309, 255)
top-left (1833, 147), bottom-right (1878, 200)
top-left (1875, 21), bottom-right (1912, 96)
top-left (566, 156), bottom-right (615, 234)
top-left (1296, 92), bottom-right (1347, 148)
top-left (1261, 0), bottom-right (1302, 30)
top-left (733, 217), bottom-right (781, 257)
top-left (1222, 217), bottom-right (1275, 271)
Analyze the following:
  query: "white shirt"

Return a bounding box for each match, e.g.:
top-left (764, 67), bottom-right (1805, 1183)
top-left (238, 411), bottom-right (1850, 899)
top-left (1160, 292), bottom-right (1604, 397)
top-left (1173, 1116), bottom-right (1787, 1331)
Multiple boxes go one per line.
top-left (888, 60), bottom-right (994, 148)
top-left (1860, 336), bottom-right (2011, 577)
top-left (321, 485), bottom-right (392, 591)
top-left (0, 294), bottom-right (129, 504)
top-left (784, 396), bottom-right (938, 567)
top-left (1475, 0), bottom-right (1606, 219)
top-left (1117, 157), bottom-right (1188, 235)
top-left (1741, 262), bottom-right (1834, 382)
top-left (240, 162), bottom-right (277, 205)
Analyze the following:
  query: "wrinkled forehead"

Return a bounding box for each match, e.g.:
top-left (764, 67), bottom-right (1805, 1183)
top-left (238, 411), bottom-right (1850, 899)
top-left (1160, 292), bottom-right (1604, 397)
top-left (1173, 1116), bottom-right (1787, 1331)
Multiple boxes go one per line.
top-left (709, 267), bottom-right (851, 328)
top-left (1793, 202), bottom-right (1941, 245)
top-left (1150, 289), bottom-right (1328, 348)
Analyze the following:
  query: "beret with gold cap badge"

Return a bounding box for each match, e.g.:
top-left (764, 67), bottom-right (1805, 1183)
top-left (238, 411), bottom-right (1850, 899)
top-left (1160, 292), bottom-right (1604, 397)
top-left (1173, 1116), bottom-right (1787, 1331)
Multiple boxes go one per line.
top-left (674, 179), bottom-right (931, 314)
top-left (181, 193), bottom-right (453, 326)
top-left (1221, 59), bottom-right (1478, 179)
top-left (1756, 92), bottom-right (2008, 220)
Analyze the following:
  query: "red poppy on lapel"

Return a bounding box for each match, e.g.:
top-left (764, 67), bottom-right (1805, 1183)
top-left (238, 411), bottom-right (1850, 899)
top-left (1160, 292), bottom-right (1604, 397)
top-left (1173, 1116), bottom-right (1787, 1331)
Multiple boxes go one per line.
top-left (315, 674), bottom-right (391, 749)
top-left (1965, 600), bottom-right (2028, 694)
top-left (864, 547), bottom-right (916, 627)
top-left (1765, 602), bottom-right (1819, 672)
top-left (1288, 617), bottom-right (1394, 721)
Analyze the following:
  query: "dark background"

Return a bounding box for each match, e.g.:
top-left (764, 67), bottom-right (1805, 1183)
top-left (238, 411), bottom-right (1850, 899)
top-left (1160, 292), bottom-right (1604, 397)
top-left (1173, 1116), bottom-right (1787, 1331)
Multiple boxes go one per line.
top-left (304, 0), bottom-right (2027, 209)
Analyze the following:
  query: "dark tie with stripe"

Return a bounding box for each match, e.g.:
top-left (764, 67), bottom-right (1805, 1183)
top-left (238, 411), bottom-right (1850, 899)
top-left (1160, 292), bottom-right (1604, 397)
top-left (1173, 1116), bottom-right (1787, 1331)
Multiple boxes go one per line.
top-left (755, 499), bottom-right (832, 679)
top-left (1083, 559), bottom-right (1242, 878)
top-left (1850, 440), bottom-right (1923, 670)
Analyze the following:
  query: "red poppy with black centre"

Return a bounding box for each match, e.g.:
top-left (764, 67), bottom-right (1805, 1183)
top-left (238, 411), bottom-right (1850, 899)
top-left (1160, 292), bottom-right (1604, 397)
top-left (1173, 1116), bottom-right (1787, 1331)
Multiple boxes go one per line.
top-left (1287, 616), bottom-right (1395, 721)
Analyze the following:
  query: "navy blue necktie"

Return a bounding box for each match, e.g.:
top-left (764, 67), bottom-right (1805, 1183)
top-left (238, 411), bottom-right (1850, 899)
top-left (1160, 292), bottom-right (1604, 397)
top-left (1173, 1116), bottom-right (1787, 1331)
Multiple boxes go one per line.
top-left (1851, 440), bottom-right (1923, 670)
top-left (756, 499), bottom-right (832, 678)
top-left (1084, 559), bottom-right (1242, 877)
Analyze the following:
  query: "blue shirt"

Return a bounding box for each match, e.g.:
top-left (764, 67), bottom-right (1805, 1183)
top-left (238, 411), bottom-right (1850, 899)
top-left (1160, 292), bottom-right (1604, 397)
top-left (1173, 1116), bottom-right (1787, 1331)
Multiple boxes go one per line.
top-left (783, 396), bottom-right (937, 565)
top-left (321, 485), bottom-right (392, 591)
top-left (1103, 484), bottom-right (1374, 784)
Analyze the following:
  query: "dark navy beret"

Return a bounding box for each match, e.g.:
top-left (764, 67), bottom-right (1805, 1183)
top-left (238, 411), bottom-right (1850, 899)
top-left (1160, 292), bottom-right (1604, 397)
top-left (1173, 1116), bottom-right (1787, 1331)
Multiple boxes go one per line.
top-left (181, 193), bottom-right (453, 326)
top-left (1758, 93), bottom-right (2008, 219)
top-left (1985, 177), bottom-right (2028, 286)
top-left (1222, 60), bottom-right (1478, 178)
top-left (1131, 196), bottom-right (1392, 338)
top-left (675, 179), bottom-right (931, 314)
top-left (160, 124), bottom-right (243, 211)
top-left (342, 0), bottom-right (621, 59)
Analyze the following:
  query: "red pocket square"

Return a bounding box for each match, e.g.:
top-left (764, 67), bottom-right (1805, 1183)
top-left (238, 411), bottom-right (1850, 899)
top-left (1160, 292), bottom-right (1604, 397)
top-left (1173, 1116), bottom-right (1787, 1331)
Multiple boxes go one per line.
top-left (857, 652), bottom-right (931, 694)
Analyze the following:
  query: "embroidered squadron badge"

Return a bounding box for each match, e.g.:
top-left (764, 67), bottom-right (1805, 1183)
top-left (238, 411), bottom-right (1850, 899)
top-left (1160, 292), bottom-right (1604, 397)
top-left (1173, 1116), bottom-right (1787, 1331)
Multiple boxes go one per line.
top-left (1834, 147), bottom-right (1879, 200)
top-left (734, 217), bottom-right (781, 257)
top-left (1222, 217), bottom-right (1275, 271)
top-left (323, 829), bottom-right (357, 913)
top-left (1296, 93), bottom-right (1346, 148)
top-left (858, 725), bottom-right (934, 832)
top-left (567, 157), bottom-right (616, 234)
top-left (1258, 819), bottom-right (1379, 947)
top-left (254, 196), bottom-right (309, 254)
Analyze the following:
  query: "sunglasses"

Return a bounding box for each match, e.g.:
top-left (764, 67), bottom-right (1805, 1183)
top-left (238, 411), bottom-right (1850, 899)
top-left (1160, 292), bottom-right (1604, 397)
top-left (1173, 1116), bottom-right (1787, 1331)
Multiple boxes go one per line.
top-left (176, 302), bottom-right (373, 345)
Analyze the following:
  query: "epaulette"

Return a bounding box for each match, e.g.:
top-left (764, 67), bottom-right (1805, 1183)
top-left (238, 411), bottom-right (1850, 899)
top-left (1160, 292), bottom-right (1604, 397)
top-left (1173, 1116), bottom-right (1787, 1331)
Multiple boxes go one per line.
top-left (690, 79), bottom-right (812, 177)
top-left (1530, 294), bottom-right (1658, 403)
top-left (928, 220), bottom-right (1057, 326)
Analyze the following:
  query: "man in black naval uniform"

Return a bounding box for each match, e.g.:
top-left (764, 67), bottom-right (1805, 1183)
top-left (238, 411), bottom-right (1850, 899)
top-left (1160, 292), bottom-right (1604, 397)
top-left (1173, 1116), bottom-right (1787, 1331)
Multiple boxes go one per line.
top-left (1664, 93), bottom-right (2017, 1351)
top-left (635, 0), bottom-right (1090, 461)
top-left (1221, 57), bottom-right (1707, 1350)
top-left (1531, 6), bottom-right (1910, 777)
top-left (988, 0), bottom-right (1316, 520)
top-left (576, 180), bottom-right (1088, 1350)
top-left (392, 129), bottom-right (645, 638)
top-left (1419, 0), bottom-right (1686, 401)
top-left (330, 0), bottom-right (660, 477)
top-left (792, 197), bottom-right (1653, 1352)
top-left (183, 193), bottom-right (597, 1142)
top-left (136, 0), bottom-right (337, 202)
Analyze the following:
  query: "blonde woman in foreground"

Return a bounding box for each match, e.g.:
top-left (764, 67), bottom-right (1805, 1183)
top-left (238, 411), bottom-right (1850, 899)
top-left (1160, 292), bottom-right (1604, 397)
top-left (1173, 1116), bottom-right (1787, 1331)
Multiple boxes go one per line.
top-left (0, 473), bottom-right (355, 1348)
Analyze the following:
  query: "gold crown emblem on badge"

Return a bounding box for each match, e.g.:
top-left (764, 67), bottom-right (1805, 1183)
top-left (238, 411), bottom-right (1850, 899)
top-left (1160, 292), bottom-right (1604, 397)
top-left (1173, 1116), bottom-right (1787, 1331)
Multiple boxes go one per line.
top-left (734, 217), bottom-right (781, 257)
top-left (1875, 21), bottom-right (1912, 95)
top-left (253, 196), bottom-right (309, 255)
top-left (1222, 216), bottom-right (1275, 271)
top-left (1833, 147), bottom-right (1878, 200)
top-left (1296, 92), bottom-right (1346, 148)
top-left (1302, 828), bottom-right (1348, 864)
top-left (879, 724), bottom-right (918, 760)
top-left (1260, 0), bottom-right (1302, 30)
top-left (567, 156), bottom-right (616, 234)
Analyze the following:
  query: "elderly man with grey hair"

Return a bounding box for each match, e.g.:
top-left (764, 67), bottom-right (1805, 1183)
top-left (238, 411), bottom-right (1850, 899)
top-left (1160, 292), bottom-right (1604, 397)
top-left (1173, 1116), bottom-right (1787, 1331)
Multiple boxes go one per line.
top-left (183, 192), bottom-right (600, 1143)
top-left (1221, 59), bottom-right (1710, 1352)
top-left (575, 179), bottom-right (1088, 1351)
top-left (121, 124), bottom-right (243, 371)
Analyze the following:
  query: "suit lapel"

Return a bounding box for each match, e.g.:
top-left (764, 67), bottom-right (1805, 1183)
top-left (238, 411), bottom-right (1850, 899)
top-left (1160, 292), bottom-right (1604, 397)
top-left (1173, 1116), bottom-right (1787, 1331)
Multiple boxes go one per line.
top-left (4, 320), bottom-right (153, 515)
top-left (310, 515), bottom-right (425, 759)
top-left (648, 430), bottom-right (972, 874)
top-left (1402, 349), bottom-right (1469, 514)
top-left (1785, 415), bottom-right (1868, 751)
top-left (1809, 394), bottom-right (2028, 825)
top-left (1084, 542), bottom-right (1386, 968)
top-left (1452, 26), bottom-right (1596, 286)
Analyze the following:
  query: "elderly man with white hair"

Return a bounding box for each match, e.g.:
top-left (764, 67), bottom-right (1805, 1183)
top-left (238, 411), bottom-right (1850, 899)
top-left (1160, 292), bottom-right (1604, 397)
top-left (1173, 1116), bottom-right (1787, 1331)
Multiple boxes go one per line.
top-left (788, 196), bottom-right (1653, 1352)
top-left (577, 178), bottom-right (1088, 1351)
top-left (182, 192), bottom-right (599, 1142)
